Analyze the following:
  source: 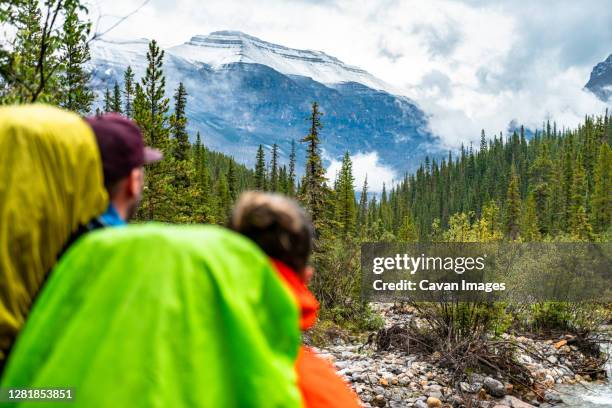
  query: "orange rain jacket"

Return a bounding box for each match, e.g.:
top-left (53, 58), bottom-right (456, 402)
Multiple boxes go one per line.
top-left (272, 260), bottom-right (361, 408)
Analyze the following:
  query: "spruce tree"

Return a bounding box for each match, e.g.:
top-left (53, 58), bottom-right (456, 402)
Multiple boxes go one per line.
top-left (103, 87), bottom-right (111, 112)
top-left (215, 175), bottom-right (230, 221)
top-left (111, 81), bottom-right (122, 113)
top-left (288, 139), bottom-right (297, 196)
top-left (270, 143), bottom-right (279, 192)
top-left (561, 138), bottom-right (574, 229)
top-left (569, 155), bottom-right (593, 239)
top-left (137, 39), bottom-right (170, 220)
top-left (357, 176), bottom-right (369, 234)
top-left (141, 39), bottom-right (169, 150)
top-left (132, 83), bottom-right (146, 126)
top-left (171, 82), bottom-right (189, 161)
top-left (255, 145), bottom-right (266, 190)
top-left (227, 160), bottom-right (238, 203)
top-left (528, 143), bottom-right (552, 230)
top-left (521, 193), bottom-right (541, 241)
top-left (335, 152), bottom-right (356, 237)
top-left (193, 131), bottom-right (212, 219)
top-left (300, 102), bottom-right (328, 232)
top-left (123, 66), bottom-right (135, 118)
top-left (3, 0), bottom-right (42, 102)
top-left (398, 214), bottom-right (418, 242)
top-left (279, 165), bottom-right (289, 194)
top-left (58, 0), bottom-right (93, 114)
top-left (505, 163), bottom-right (521, 240)
top-left (591, 143), bottom-right (611, 233)
top-left (2, 0), bottom-right (60, 103)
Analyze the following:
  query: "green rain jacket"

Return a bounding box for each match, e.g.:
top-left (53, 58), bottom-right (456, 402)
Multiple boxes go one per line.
top-left (0, 105), bottom-right (107, 365)
top-left (1, 224), bottom-right (303, 408)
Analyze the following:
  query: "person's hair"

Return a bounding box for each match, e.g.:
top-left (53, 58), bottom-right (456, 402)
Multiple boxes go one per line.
top-left (229, 192), bottom-right (314, 272)
top-left (105, 178), bottom-right (123, 199)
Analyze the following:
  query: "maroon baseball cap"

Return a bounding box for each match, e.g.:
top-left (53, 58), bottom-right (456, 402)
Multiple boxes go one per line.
top-left (85, 113), bottom-right (162, 186)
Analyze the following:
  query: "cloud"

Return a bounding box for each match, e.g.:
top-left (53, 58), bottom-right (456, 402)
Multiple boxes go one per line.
top-left (325, 151), bottom-right (397, 193)
top-left (89, 0), bottom-right (612, 150)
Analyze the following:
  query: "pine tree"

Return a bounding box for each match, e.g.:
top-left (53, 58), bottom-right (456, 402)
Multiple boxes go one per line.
top-left (505, 163), bottom-right (521, 240)
top-left (270, 143), bottom-right (279, 192)
top-left (300, 102), bottom-right (328, 232)
top-left (58, 0), bottom-right (93, 114)
top-left (111, 81), bottom-right (122, 113)
top-left (255, 144), bottom-right (266, 190)
top-left (171, 82), bottom-right (189, 161)
top-left (123, 66), bottom-right (135, 118)
top-left (335, 152), bottom-right (356, 237)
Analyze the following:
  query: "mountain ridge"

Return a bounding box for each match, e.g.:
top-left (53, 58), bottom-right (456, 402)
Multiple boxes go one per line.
top-left (585, 53), bottom-right (612, 102)
top-left (88, 31), bottom-right (440, 174)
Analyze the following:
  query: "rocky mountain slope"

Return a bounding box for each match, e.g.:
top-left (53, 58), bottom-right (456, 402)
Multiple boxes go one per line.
top-left (89, 32), bottom-right (441, 173)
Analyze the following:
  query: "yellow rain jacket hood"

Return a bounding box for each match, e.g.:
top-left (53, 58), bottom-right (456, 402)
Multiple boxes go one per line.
top-left (0, 104), bottom-right (107, 364)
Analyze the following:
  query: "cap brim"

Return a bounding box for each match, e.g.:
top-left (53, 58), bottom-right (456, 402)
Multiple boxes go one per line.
top-left (143, 147), bottom-right (163, 164)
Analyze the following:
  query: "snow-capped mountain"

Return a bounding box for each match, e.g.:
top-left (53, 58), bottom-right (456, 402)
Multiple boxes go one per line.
top-left (585, 54), bottom-right (612, 102)
top-left (89, 31), bottom-right (440, 173)
top-left (169, 31), bottom-right (394, 93)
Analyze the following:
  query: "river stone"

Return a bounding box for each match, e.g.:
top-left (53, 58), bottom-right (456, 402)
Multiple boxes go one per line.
top-left (335, 361), bottom-right (350, 369)
top-left (427, 391), bottom-right (442, 400)
top-left (484, 377), bottom-right (506, 397)
top-left (543, 390), bottom-right (563, 403)
top-left (414, 401), bottom-right (428, 408)
top-left (459, 382), bottom-right (482, 393)
top-left (373, 394), bottom-right (386, 407)
top-left (426, 396), bottom-right (442, 407)
top-left (500, 395), bottom-right (536, 408)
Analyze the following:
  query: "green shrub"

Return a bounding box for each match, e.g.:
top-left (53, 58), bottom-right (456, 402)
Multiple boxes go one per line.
top-left (527, 302), bottom-right (610, 334)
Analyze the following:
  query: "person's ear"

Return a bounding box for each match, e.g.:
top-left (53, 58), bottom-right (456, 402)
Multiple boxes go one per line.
top-left (128, 167), bottom-right (144, 198)
top-left (301, 266), bottom-right (314, 283)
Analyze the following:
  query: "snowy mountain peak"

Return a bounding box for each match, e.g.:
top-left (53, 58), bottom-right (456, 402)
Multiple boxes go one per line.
top-left (585, 53), bottom-right (612, 102)
top-left (184, 30), bottom-right (345, 66)
top-left (590, 54), bottom-right (612, 80)
top-left (169, 31), bottom-right (392, 91)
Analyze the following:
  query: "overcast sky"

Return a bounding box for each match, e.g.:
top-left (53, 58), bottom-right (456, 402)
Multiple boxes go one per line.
top-left (90, 0), bottom-right (611, 188)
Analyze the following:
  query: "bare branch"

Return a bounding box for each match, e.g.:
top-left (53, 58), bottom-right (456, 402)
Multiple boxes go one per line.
top-left (32, 0), bottom-right (64, 102)
top-left (88, 0), bottom-right (149, 44)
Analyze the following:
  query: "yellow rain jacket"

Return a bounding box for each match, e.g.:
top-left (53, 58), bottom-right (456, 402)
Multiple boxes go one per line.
top-left (0, 104), bottom-right (107, 365)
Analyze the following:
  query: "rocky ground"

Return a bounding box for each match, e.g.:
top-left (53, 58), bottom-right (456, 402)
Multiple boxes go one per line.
top-left (312, 304), bottom-right (608, 408)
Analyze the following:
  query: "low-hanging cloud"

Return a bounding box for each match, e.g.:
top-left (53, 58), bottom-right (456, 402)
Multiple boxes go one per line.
top-left (91, 0), bottom-right (612, 151)
top-left (325, 151), bottom-right (396, 193)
